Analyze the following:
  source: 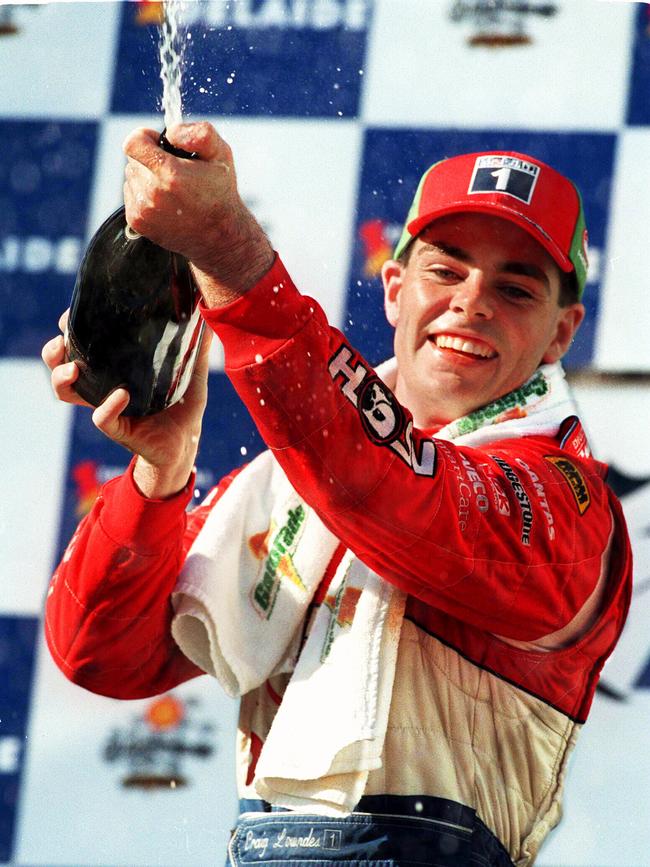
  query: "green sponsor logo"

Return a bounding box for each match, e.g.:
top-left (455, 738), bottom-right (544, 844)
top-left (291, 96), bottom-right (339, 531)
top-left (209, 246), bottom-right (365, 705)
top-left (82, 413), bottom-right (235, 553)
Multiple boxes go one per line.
top-left (320, 579), bottom-right (346, 663)
top-left (252, 505), bottom-right (306, 619)
top-left (453, 370), bottom-right (548, 437)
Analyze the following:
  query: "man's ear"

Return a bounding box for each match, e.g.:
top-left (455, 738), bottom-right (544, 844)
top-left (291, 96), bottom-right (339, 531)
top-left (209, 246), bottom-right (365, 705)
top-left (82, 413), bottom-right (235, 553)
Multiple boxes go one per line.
top-left (382, 259), bottom-right (404, 328)
top-left (542, 303), bottom-right (586, 363)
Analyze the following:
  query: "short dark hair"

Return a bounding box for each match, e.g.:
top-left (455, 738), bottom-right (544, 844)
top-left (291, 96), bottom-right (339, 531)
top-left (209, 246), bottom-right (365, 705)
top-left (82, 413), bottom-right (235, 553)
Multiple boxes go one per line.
top-left (395, 246), bottom-right (413, 268)
top-left (558, 269), bottom-right (580, 307)
top-left (395, 244), bottom-right (581, 308)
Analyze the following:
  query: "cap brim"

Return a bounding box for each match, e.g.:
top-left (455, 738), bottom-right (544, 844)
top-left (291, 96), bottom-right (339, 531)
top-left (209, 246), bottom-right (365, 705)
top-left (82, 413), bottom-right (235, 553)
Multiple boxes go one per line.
top-left (405, 201), bottom-right (574, 274)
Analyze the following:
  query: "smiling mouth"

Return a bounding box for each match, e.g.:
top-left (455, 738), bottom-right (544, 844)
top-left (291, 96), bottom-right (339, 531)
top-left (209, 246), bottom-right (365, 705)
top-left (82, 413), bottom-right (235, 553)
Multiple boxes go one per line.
top-left (431, 334), bottom-right (497, 360)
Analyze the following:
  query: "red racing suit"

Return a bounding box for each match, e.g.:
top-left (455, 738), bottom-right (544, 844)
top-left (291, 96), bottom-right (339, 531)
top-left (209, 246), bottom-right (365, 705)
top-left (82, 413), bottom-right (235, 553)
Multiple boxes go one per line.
top-left (45, 256), bottom-right (632, 865)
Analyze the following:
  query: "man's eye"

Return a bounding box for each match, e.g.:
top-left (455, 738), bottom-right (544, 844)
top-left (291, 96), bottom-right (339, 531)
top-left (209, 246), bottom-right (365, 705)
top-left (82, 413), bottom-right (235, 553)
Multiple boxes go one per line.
top-left (432, 267), bottom-right (460, 280)
top-left (501, 284), bottom-right (533, 301)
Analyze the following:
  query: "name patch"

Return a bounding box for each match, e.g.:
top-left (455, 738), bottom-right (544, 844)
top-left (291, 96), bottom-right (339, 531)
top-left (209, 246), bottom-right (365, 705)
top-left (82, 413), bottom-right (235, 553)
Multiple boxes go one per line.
top-left (241, 825), bottom-right (342, 860)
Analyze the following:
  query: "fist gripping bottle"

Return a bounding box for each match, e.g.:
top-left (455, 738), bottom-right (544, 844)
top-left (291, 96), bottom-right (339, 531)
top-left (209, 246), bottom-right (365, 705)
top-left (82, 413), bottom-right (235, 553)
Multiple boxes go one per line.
top-left (65, 131), bottom-right (205, 417)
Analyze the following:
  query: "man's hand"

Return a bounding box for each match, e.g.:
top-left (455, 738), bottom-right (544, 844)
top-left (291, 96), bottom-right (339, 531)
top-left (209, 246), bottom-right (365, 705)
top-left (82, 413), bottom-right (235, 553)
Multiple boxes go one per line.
top-left (42, 311), bottom-right (212, 499)
top-left (123, 122), bottom-right (274, 306)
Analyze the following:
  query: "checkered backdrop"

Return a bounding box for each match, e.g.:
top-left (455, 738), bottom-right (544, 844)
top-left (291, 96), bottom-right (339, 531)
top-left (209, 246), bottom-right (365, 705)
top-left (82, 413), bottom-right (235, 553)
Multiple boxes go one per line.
top-left (1, 1), bottom-right (650, 864)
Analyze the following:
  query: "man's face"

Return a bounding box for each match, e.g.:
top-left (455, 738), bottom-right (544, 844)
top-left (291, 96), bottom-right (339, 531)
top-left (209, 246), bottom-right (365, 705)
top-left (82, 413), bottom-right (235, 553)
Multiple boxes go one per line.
top-left (382, 212), bottom-right (585, 428)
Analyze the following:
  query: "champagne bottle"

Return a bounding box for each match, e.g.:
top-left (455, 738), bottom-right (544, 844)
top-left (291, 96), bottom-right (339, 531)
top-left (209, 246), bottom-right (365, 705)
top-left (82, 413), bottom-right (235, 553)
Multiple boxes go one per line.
top-left (65, 131), bottom-right (205, 417)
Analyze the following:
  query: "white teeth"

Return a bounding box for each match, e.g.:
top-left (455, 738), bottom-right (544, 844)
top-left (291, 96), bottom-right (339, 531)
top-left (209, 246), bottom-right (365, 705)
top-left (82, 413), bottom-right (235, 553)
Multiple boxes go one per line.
top-left (434, 334), bottom-right (496, 359)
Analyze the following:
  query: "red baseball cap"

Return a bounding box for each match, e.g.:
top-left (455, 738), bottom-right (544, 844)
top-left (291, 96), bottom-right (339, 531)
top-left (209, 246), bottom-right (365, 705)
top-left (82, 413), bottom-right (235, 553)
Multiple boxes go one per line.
top-left (393, 151), bottom-right (589, 298)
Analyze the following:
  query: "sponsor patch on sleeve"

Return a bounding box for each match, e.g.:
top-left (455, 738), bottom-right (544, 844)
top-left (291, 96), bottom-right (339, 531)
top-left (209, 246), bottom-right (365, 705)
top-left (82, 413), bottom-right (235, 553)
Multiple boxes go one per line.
top-left (545, 455), bottom-right (591, 515)
top-left (328, 343), bottom-right (436, 477)
top-left (491, 456), bottom-right (533, 545)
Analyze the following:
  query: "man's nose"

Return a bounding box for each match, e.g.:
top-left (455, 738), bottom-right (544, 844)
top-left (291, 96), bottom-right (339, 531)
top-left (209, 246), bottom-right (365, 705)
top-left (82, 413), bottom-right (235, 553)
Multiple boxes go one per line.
top-left (449, 275), bottom-right (493, 319)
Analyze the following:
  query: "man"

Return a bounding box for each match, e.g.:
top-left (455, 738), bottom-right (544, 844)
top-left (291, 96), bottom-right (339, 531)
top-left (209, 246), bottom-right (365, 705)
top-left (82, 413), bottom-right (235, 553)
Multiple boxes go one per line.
top-left (42, 123), bottom-right (631, 866)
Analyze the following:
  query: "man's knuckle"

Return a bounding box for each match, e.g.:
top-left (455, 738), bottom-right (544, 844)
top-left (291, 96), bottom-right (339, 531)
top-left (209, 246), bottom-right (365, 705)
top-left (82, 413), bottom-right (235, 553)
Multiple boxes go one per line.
top-left (165, 172), bottom-right (182, 196)
top-left (148, 189), bottom-right (165, 212)
top-left (195, 121), bottom-right (213, 140)
top-left (52, 374), bottom-right (69, 400)
top-left (127, 210), bottom-right (146, 233)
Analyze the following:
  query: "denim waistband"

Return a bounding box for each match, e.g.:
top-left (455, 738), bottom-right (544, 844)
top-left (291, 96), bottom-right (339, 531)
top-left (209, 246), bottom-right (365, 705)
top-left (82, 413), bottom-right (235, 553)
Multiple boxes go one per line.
top-left (229, 795), bottom-right (514, 867)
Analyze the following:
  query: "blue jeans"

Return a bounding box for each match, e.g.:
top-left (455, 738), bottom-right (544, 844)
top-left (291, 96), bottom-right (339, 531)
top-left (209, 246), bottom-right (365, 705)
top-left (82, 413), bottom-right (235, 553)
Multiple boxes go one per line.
top-left (227, 796), bottom-right (514, 866)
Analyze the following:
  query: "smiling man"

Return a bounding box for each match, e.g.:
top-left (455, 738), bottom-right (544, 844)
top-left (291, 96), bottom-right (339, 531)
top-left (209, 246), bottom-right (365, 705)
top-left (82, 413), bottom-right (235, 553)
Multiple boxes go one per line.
top-left (43, 126), bottom-right (631, 867)
top-left (383, 153), bottom-right (586, 429)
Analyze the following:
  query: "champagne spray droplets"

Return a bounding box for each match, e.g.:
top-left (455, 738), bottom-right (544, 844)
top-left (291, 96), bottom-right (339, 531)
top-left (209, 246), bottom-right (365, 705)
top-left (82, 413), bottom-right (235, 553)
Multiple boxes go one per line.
top-left (159, 0), bottom-right (185, 128)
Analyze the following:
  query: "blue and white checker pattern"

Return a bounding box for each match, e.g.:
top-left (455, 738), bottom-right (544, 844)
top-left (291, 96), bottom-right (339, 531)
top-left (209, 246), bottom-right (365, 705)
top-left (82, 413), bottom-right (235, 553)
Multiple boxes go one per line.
top-left (2, 1), bottom-right (650, 864)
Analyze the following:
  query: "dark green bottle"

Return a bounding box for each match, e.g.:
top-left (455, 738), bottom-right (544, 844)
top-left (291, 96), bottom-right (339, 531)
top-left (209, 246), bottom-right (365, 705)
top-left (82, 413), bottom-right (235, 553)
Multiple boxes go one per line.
top-left (65, 131), bottom-right (204, 417)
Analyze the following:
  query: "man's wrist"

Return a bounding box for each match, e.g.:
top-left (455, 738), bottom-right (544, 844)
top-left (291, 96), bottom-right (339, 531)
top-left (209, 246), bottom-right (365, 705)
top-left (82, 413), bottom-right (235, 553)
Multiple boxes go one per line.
top-left (132, 456), bottom-right (194, 500)
top-left (189, 201), bottom-right (275, 307)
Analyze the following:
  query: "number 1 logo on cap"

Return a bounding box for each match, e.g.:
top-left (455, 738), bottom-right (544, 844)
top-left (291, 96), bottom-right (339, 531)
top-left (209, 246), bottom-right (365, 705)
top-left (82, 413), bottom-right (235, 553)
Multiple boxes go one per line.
top-left (468, 154), bottom-right (540, 204)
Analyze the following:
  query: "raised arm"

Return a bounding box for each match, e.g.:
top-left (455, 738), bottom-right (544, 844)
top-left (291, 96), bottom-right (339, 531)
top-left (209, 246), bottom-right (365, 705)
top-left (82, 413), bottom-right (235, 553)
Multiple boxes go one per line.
top-left (41, 121), bottom-right (270, 696)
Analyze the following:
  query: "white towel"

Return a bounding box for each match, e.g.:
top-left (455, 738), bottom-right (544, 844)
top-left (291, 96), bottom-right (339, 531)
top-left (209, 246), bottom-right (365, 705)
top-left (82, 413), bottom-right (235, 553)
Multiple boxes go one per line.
top-left (172, 451), bottom-right (340, 697)
top-left (377, 359), bottom-right (578, 448)
top-left (254, 551), bottom-right (406, 812)
top-left (172, 450), bottom-right (404, 814)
